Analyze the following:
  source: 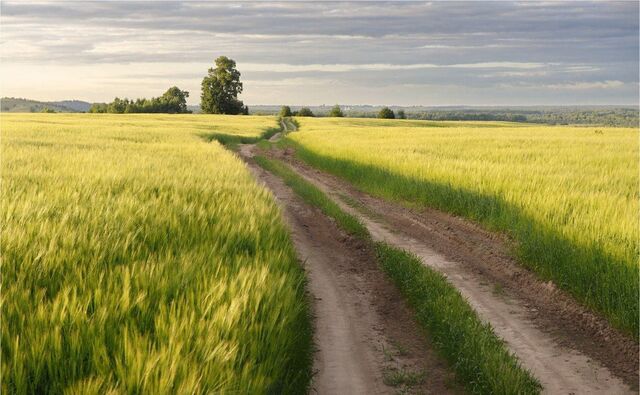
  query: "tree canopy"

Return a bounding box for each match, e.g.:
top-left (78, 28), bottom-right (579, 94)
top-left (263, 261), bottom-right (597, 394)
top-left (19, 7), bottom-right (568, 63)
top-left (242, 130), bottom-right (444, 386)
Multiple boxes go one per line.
top-left (378, 107), bottom-right (395, 119)
top-left (328, 105), bottom-right (344, 117)
top-left (279, 106), bottom-right (292, 117)
top-left (88, 87), bottom-right (190, 114)
top-left (200, 56), bottom-right (246, 115)
top-left (397, 109), bottom-right (406, 119)
top-left (297, 107), bottom-right (314, 117)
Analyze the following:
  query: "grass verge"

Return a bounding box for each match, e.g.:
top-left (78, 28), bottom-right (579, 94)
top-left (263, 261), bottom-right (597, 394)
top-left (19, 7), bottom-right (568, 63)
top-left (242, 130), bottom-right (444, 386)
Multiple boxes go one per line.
top-left (205, 126), bottom-right (280, 146)
top-left (254, 155), bottom-right (541, 395)
top-left (254, 155), bottom-right (369, 240)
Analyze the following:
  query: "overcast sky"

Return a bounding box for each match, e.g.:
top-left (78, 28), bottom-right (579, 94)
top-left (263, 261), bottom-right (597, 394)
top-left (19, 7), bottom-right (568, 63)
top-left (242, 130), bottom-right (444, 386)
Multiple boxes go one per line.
top-left (1, 1), bottom-right (638, 106)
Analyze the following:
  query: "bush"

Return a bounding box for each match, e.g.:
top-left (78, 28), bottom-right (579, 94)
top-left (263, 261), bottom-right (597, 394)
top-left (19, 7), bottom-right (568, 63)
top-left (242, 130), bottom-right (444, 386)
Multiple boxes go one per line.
top-left (328, 105), bottom-right (344, 117)
top-left (378, 107), bottom-right (395, 119)
top-left (297, 107), bottom-right (314, 117)
top-left (280, 106), bottom-right (292, 117)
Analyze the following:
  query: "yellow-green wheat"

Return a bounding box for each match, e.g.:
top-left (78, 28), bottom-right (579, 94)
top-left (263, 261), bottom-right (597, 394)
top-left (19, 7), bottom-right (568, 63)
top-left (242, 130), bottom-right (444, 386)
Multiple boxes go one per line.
top-left (288, 117), bottom-right (639, 335)
top-left (1, 113), bottom-right (312, 394)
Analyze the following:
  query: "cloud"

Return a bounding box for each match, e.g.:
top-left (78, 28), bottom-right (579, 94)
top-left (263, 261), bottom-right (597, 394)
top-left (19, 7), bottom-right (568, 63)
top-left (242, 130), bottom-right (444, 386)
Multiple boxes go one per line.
top-left (239, 62), bottom-right (546, 73)
top-left (499, 80), bottom-right (626, 90)
top-left (546, 80), bottom-right (625, 90)
top-left (0, 1), bottom-right (637, 105)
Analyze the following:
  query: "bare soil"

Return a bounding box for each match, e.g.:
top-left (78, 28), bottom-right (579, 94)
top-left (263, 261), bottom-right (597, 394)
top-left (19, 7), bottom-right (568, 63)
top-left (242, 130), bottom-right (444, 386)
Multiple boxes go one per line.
top-left (238, 144), bottom-right (460, 394)
top-left (268, 146), bottom-right (639, 395)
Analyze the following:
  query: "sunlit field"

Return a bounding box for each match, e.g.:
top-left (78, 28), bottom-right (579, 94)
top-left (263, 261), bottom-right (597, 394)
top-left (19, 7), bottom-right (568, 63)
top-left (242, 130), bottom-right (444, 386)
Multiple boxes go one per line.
top-left (288, 117), bottom-right (639, 336)
top-left (1, 113), bottom-right (311, 393)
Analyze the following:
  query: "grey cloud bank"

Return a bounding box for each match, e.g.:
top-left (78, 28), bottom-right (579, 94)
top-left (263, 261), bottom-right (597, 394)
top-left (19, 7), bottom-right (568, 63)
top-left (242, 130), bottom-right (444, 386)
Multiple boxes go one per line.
top-left (1, 1), bottom-right (638, 105)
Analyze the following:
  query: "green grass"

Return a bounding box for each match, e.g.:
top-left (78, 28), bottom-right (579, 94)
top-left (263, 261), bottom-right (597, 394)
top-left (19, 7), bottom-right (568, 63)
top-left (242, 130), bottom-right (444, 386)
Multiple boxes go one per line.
top-left (375, 245), bottom-right (541, 394)
top-left (203, 115), bottom-right (283, 150)
top-left (254, 155), bottom-right (541, 395)
top-left (1, 113), bottom-right (312, 394)
top-left (205, 127), bottom-right (280, 146)
top-left (288, 116), bottom-right (639, 336)
top-left (254, 155), bottom-right (369, 240)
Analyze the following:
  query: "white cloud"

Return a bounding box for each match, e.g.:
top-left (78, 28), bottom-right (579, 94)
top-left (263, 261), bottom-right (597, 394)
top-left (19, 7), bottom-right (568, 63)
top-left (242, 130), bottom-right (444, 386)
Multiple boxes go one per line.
top-left (239, 62), bottom-right (546, 73)
top-left (546, 80), bottom-right (625, 90)
top-left (499, 80), bottom-right (626, 90)
top-left (1, 1), bottom-right (637, 105)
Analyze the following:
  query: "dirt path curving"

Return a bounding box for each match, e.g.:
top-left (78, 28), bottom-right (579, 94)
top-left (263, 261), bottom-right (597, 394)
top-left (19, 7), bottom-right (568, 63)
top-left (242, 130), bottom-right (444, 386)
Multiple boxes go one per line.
top-left (270, 148), bottom-right (638, 395)
top-left (238, 144), bottom-right (459, 395)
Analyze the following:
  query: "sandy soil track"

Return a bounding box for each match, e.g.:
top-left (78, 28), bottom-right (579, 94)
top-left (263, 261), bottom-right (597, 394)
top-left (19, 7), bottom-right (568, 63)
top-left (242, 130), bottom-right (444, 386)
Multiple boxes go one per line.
top-left (238, 144), bottom-right (458, 394)
top-left (269, 148), bottom-right (638, 395)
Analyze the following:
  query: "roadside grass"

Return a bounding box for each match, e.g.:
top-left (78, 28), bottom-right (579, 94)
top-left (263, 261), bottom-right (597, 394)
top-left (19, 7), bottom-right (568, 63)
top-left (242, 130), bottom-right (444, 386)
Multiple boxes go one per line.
top-left (254, 156), bottom-right (369, 240)
top-left (1, 113), bottom-right (312, 394)
top-left (204, 115), bottom-right (296, 147)
top-left (287, 117), bottom-right (639, 337)
top-left (382, 367), bottom-right (426, 387)
top-left (204, 126), bottom-right (280, 146)
top-left (376, 245), bottom-right (541, 394)
top-left (254, 155), bottom-right (541, 395)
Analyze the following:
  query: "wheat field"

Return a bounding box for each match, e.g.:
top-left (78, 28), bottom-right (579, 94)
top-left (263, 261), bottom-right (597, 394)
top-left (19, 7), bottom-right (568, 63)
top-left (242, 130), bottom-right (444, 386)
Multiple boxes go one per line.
top-left (288, 117), bottom-right (639, 336)
top-left (1, 113), bottom-right (312, 394)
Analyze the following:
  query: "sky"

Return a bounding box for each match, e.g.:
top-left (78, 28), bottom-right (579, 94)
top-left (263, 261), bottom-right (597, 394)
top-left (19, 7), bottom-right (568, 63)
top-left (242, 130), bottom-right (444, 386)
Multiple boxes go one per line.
top-left (1, 1), bottom-right (638, 106)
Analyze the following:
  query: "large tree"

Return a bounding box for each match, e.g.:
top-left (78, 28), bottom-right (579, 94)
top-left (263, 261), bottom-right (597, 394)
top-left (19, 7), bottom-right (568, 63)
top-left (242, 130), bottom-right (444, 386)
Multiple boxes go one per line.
top-left (200, 56), bottom-right (246, 114)
top-left (161, 86), bottom-right (190, 114)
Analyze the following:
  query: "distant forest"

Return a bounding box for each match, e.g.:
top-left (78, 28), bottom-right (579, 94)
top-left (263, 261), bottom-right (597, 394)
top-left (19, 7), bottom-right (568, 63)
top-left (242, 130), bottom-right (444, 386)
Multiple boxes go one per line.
top-left (251, 105), bottom-right (639, 127)
top-left (403, 108), bottom-right (639, 127)
top-left (2, 97), bottom-right (637, 127)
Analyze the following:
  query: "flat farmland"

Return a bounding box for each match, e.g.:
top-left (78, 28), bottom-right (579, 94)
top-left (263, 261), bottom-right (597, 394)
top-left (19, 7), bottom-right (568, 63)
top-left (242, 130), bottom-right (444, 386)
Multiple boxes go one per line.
top-left (1, 114), bottom-right (311, 394)
top-left (288, 117), bottom-right (639, 336)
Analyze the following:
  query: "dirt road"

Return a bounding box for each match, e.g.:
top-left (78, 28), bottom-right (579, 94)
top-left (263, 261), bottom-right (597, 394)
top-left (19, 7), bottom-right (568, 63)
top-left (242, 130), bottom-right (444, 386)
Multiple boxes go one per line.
top-left (268, 148), bottom-right (638, 395)
top-left (238, 144), bottom-right (458, 394)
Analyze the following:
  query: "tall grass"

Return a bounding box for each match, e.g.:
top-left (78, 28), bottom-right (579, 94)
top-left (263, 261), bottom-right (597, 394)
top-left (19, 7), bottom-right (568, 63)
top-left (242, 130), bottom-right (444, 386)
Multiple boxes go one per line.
top-left (1, 114), bottom-right (312, 394)
top-left (288, 117), bottom-right (639, 336)
top-left (254, 155), bottom-right (541, 394)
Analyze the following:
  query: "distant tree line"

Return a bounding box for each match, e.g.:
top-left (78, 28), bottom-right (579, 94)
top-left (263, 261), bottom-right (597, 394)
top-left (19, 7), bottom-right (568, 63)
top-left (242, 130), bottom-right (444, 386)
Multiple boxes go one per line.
top-left (324, 107), bottom-right (637, 127)
top-left (406, 109), bottom-right (638, 127)
top-left (87, 56), bottom-right (250, 115)
top-left (89, 87), bottom-right (190, 114)
top-left (280, 106), bottom-right (315, 117)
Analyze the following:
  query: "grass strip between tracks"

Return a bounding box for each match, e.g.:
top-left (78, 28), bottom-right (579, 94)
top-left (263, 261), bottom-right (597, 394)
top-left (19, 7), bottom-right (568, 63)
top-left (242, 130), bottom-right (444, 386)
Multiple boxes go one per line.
top-left (206, 126), bottom-right (280, 147)
top-left (254, 155), bottom-right (542, 395)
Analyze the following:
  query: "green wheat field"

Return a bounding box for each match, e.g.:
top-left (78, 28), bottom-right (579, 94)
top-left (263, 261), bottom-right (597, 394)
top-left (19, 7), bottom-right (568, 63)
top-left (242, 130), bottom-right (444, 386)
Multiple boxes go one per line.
top-left (2, 113), bottom-right (637, 393)
top-left (1, 114), bottom-right (312, 394)
top-left (288, 117), bottom-right (639, 336)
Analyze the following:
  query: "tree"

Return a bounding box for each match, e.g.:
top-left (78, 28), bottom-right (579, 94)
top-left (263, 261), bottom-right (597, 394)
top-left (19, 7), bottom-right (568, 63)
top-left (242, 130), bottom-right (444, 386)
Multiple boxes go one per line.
top-left (161, 86), bottom-right (190, 113)
top-left (397, 109), bottom-right (406, 119)
top-left (297, 107), bottom-right (314, 117)
top-left (40, 107), bottom-right (56, 113)
top-left (93, 86), bottom-right (191, 114)
top-left (201, 56), bottom-right (245, 114)
top-left (108, 97), bottom-right (128, 114)
top-left (378, 107), bottom-right (395, 119)
top-left (328, 105), bottom-right (344, 117)
top-left (279, 106), bottom-right (292, 117)
top-left (89, 103), bottom-right (108, 113)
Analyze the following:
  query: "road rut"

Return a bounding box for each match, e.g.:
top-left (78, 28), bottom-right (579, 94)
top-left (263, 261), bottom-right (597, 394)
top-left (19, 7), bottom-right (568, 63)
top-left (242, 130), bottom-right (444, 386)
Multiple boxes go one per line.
top-left (238, 144), bottom-right (459, 394)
